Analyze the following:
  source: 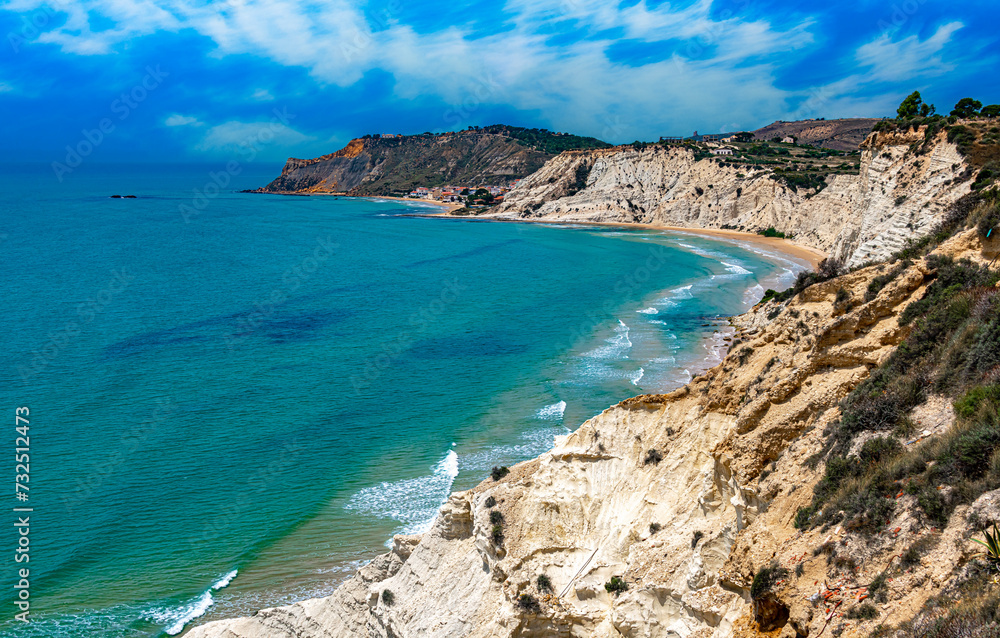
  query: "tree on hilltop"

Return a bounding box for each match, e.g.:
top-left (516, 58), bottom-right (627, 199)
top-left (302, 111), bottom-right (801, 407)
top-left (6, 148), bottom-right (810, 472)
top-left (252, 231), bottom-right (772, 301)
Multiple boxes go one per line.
top-left (982, 105), bottom-right (1000, 118)
top-left (951, 98), bottom-right (983, 118)
top-left (897, 91), bottom-right (923, 118)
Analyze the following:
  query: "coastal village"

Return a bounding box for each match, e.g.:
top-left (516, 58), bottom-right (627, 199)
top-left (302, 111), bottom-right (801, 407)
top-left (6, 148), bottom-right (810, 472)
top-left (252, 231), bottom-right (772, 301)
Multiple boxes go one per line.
top-left (406, 182), bottom-right (518, 206)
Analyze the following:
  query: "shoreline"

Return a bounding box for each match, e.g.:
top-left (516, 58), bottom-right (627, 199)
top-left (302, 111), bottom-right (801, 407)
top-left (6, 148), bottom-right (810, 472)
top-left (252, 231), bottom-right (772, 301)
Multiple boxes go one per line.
top-left (277, 190), bottom-right (463, 211)
top-left (425, 212), bottom-right (826, 269)
top-left (257, 192), bottom-right (821, 269)
top-left (184, 199), bottom-right (815, 635)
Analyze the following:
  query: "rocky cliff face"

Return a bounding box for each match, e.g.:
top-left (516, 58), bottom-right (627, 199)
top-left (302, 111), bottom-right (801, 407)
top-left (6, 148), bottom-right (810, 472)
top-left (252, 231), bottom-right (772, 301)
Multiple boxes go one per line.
top-left (259, 131), bottom-right (575, 196)
top-left (188, 227), bottom-right (997, 638)
top-left (489, 129), bottom-right (972, 267)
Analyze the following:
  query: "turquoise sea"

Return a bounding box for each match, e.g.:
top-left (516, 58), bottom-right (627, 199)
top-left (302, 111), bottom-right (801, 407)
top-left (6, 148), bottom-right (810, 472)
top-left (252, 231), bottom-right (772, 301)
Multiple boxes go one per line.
top-left (0, 162), bottom-right (806, 636)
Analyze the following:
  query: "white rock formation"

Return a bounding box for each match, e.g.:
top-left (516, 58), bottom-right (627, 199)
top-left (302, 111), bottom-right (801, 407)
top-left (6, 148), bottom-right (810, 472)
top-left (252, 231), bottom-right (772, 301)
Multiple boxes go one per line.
top-left (489, 128), bottom-right (971, 267)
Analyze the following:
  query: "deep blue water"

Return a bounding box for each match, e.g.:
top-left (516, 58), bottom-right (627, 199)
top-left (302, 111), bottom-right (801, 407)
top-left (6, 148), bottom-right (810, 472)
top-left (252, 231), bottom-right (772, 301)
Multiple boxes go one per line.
top-left (0, 162), bottom-right (806, 636)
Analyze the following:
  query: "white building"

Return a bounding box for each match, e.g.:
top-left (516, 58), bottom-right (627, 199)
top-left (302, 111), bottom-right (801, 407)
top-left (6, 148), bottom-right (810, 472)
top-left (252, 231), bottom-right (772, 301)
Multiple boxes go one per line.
top-left (710, 148), bottom-right (734, 156)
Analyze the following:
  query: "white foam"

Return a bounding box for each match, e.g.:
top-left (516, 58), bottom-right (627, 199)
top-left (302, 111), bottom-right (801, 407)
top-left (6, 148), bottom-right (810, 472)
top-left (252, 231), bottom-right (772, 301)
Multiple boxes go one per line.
top-left (583, 320), bottom-right (632, 359)
top-left (212, 570), bottom-right (238, 590)
top-left (460, 426), bottom-right (570, 474)
top-left (154, 570), bottom-right (238, 635)
top-left (722, 261), bottom-right (752, 275)
top-left (636, 307), bottom-right (658, 315)
top-left (537, 401), bottom-right (567, 420)
top-left (630, 367), bottom-right (645, 386)
top-left (344, 449), bottom-right (460, 537)
top-left (743, 283), bottom-right (765, 306)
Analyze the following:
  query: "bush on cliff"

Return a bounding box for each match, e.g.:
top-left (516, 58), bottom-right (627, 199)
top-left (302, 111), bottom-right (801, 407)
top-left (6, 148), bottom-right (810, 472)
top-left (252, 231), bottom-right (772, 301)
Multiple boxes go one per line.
top-left (604, 576), bottom-right (628, 596)
top-left (491, 466), bottom-right (510, 481)
top-left (795, 251), bottom-right (1000, 534)
top-left (536, 574), bottom-right (553, 593)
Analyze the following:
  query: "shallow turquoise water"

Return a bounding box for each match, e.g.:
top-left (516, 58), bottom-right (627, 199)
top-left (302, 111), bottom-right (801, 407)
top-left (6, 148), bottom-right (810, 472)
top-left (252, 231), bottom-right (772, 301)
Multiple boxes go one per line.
top-left (0, 163), bottom-right (805, 636)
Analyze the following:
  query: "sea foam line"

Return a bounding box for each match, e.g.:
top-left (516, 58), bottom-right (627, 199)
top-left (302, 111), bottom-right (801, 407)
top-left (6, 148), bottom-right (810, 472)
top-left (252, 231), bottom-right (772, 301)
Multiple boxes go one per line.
top-left (344, 449), bottom-right (460, 539)
top-left (155, 569), bottom-right (238, 635)
top-left (537, 400), bottom-right (567, 420)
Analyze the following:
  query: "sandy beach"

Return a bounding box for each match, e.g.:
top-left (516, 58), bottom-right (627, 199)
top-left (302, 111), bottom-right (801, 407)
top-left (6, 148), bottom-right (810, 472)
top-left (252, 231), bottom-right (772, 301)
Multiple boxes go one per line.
top-left (305, 192), bottom-right (463, 211)
top-left (426, 212), bottom-right (827, 269)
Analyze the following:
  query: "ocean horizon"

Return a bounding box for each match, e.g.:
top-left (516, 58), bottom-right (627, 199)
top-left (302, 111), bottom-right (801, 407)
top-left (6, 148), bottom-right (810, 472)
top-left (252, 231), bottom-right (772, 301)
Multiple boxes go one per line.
top-left (1, 162), bottom-right (807, 637)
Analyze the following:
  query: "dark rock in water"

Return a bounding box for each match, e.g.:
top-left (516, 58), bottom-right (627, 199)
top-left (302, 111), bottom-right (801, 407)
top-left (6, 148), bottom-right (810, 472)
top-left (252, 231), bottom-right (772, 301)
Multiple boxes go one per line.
top-left (124, 195), bottom-right (137, 198)
top-left (109, 195), bottom-right (137, 198)
top-left (110, 195), bottom-right (122, 198)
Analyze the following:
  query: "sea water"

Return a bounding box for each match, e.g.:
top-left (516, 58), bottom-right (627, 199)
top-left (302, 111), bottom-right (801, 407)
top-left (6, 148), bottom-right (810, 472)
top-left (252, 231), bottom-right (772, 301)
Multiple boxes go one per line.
top-left (0, 162), bottom-right (806, 636)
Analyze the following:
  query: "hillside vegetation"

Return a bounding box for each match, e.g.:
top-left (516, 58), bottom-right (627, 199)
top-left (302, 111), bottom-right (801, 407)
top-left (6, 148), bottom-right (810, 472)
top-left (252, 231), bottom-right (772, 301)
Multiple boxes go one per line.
top-left (258, 127), bottom-right (610, 196)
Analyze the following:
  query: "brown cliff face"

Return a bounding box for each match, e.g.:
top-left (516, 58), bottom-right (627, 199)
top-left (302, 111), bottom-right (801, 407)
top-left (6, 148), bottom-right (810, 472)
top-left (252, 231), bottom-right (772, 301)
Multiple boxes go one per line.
top-left (751, 118), bottom-right (881, 151)
top-left (257, 133), bottom-right (562, 196)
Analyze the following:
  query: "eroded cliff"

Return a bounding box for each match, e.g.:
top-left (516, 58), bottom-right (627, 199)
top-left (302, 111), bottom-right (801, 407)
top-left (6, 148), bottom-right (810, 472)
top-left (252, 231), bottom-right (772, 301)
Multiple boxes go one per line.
top-left (188, 202), bottom-right (1000, 637)
top-left (487, 128), bottom-right (974, 267)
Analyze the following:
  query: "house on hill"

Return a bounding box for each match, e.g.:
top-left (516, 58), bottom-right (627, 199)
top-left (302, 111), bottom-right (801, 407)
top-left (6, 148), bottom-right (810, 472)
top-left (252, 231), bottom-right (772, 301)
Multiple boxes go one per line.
top-left (710, 148), bottom-right (734, 156)
top-left (781, 136), bottom-right (796, 144)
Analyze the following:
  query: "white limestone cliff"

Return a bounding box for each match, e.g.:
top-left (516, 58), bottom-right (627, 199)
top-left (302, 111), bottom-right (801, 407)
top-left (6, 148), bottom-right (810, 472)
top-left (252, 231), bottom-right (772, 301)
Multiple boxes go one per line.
top-left (488, 128), bottom-right (971, 267)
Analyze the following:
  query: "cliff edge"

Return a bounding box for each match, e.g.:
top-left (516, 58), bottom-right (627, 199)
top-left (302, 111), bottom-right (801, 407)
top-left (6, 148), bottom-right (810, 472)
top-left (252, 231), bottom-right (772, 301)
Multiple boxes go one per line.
top-left (486, 127), bottom-right (976, 267)
top-left (189, 204), bottom-right (1000, 636)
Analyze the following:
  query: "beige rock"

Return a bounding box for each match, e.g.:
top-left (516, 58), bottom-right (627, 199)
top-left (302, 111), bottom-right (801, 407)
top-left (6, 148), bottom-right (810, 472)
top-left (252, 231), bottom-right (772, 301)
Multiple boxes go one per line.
top-left (489, 129), bottom-right (971, 267)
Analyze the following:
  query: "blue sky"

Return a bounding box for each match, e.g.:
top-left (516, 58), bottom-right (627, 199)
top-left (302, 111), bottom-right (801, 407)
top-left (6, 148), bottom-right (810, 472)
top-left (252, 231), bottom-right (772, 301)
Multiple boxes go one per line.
top-left (1, 0), bottom-right (998, 162)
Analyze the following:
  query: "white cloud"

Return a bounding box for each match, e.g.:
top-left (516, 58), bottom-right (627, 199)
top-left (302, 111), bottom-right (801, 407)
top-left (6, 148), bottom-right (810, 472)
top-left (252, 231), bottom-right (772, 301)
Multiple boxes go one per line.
top-left (855, 22), bottom-right (963, 82)
top-left (251, 88), bottom-right (274, 101)
top-left (8, 0), bottom-right (975, 143)
top-left (164, 113), bottom-right (200, 126)
top-left (193, 120), bottom-right (314, 153)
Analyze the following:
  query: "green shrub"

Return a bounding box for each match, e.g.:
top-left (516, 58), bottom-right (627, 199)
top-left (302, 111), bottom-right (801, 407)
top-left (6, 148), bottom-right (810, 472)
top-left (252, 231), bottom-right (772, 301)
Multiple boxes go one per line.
top-left (649, 522), bottom-right (661, 534)
top-left (865, 262), bottom-right (909, 302)
top-left (847, 603), bottom-right (879, 620)
top-left (835, 287), bottom-right (851, 306)
top-left (759, 227), bottom-right (788, 239)
top-left (491, 466), bottom-right (510, 481)
top-left (536, 574), bottom-right (553, 593)
top-left (381, 590), bottom-right (395, 606)
top-left (484, 495), bottom-right (497, 508)
top-left (489, 509), bottom-right (504, 525)
top-left (955, 385), bottom-right (1000, 419)
top-left (516, 592), bottom-right (540, 612)
top-left (643, 449), bottom-right (663, 465)
top-left (750, 563), bottom-right (789, 600)
top-left (868, 571), bottom-right (889, 603)
top-left (491, 524), bottom-right (504, 545)
top-left (736, 347), bottom-right (754, 365)
top-left (950, 422), bottom-right (1000, 480)
top-left (761, 287), bottom-right (795, 305)
top-left (605, 576), bottom-right (628, 596)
